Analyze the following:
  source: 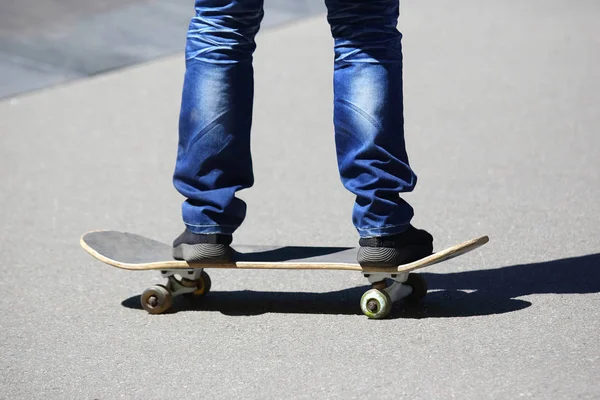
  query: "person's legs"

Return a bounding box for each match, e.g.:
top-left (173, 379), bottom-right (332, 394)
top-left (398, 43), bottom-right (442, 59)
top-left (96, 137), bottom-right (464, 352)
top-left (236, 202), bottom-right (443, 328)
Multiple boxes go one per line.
top-left (172, 0), bottom-right (264, 261)
top-left (324, 0), bottom-right (433, 266)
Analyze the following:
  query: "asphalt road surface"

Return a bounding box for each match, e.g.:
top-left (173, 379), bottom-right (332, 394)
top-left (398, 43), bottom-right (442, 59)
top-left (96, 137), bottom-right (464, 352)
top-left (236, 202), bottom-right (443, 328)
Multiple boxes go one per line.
top-left (1, 0), bottom-right (599, 398)
top-left (0, 0), bottom-right (324, 98)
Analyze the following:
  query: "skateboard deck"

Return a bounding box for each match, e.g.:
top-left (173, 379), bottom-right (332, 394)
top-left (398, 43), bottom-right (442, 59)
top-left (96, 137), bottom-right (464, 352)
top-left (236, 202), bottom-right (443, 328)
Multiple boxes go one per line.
top-left (80, 230), bottom-right (489, 318)
top-left (80, 230), bottom-right (489, 274)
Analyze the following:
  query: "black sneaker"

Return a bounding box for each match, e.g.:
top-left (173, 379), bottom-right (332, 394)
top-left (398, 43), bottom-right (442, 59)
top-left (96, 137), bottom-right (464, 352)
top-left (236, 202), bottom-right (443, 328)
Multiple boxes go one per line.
top-left (172, 228), bottom-right (233, 262)
top-left (358, 225), bottom-right (433, 268)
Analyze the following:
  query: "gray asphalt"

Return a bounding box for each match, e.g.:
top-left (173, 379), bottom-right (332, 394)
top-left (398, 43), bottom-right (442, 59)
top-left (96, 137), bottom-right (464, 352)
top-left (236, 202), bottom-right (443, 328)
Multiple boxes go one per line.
top-left (0, 0), bottom-right (325, 98)
top-left (1, 0), bottom-right (599, 398)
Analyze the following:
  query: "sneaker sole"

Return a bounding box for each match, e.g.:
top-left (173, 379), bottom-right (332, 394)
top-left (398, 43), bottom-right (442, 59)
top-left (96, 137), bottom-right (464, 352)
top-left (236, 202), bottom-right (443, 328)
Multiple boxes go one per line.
top-left (172, 243), bottom-right (232, 263)
top-left (358, 245), bottom-right (432, 268)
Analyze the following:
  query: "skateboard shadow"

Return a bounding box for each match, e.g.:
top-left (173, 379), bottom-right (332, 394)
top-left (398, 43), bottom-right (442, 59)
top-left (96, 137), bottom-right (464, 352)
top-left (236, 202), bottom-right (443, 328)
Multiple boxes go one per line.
top-left (121, 252), bottom-right (600, 318)
top-left (233, 246), bottom-right (353, 262)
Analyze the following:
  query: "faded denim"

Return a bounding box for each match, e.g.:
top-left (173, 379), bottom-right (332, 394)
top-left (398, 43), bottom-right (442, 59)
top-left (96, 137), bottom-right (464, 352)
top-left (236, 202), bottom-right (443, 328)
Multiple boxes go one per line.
top-left (173, 0), bottom-right (417, 238)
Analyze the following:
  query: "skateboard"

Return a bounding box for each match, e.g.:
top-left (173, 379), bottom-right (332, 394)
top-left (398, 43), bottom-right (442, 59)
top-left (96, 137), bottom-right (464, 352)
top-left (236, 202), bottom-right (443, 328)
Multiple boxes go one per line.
top-left (80, 230), bottom-right (489, 319)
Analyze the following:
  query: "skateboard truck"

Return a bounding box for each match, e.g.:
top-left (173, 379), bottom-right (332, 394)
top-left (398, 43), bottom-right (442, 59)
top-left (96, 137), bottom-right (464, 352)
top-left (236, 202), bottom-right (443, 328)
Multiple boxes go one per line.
top-left (139, 268), bottom-right (212, 314)
top-left (360, 272), bottom-right (427, 319)
top-left (140, 268), bottom-right (426, 319)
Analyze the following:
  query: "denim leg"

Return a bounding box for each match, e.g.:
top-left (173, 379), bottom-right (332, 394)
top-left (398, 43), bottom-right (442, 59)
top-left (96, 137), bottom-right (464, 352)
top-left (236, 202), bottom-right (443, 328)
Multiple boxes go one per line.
top-left (173, 0), bottom-right (264, 235)
top-left (325, 0), bottom-right (417, 238)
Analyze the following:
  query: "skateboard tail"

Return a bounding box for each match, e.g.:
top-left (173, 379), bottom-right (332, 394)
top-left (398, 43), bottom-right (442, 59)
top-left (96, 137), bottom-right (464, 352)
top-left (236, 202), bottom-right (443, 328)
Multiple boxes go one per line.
top-left (394, 234), bottom-right (489, 273)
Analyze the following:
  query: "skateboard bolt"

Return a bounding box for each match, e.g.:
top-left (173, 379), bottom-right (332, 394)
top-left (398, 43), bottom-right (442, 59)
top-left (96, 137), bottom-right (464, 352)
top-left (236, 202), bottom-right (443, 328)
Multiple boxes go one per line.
top-left (148, 295), bottom-right (159, 307)
top-left (367, 300), bottom-right (379, 313)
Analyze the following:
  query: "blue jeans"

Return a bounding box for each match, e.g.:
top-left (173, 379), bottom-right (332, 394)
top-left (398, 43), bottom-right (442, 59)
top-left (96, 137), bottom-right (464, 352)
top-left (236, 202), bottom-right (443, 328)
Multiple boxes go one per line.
top-left (173, 0), bottom-right (417, 238)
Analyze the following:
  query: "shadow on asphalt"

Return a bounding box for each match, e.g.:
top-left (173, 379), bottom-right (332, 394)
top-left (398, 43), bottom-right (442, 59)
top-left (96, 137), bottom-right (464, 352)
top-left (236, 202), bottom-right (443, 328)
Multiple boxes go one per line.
top-left (121, 253), bottom-right (600, 318)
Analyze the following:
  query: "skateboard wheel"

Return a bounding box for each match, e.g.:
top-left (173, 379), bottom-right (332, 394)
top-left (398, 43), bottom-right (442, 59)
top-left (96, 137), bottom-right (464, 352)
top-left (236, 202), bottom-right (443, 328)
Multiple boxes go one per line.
top-left (186, 271), bottom-right (212, 298)
top-left (404, 273), bottom-right (428, 303)
top-left (360, 289), bottom-right (392, 319)
top-left (141, 284), bottom-right (173, 314)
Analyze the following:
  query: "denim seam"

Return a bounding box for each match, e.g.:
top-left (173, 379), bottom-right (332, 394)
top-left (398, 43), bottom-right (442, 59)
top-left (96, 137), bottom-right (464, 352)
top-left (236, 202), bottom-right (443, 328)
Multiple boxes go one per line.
top-left (337, 99), bottom-right (383, 132)
top-left (185, 223), bottom-right (239, 228)
top-left (356, 223), bottom-right (408, 232)
top-left (186, 109), bottom-right (229, 151)
top-left (357, 222), bottom-right (408, 231)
